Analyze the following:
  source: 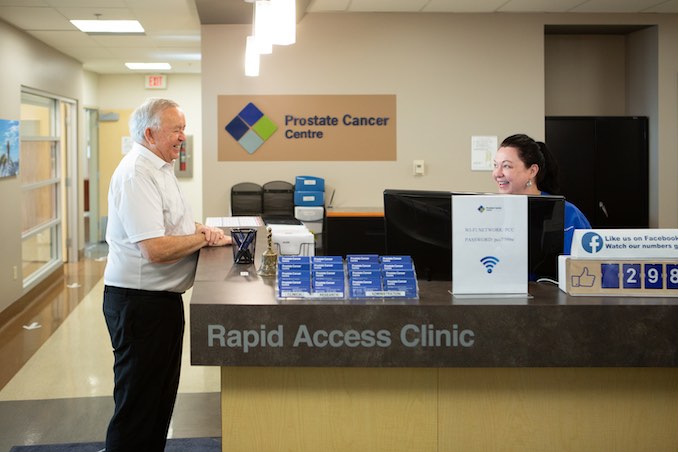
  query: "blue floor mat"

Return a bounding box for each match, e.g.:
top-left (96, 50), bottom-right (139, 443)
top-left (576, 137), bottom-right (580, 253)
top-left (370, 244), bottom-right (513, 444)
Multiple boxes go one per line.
top-left (10, 437), bottom-right (221, 451)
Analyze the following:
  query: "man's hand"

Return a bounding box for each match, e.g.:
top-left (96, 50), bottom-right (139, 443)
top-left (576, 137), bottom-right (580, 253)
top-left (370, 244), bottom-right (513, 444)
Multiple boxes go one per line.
top-left (196, 224), bottom-right (232, 246)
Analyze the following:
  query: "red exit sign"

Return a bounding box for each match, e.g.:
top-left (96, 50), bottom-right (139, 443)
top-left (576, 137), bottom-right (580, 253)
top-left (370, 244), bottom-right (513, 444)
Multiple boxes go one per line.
top-left (145, 74), bottom-right (167, 89)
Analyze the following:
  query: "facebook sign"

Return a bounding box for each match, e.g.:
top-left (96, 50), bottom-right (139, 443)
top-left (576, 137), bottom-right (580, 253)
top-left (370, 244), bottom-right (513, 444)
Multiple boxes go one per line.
top-left (570, 229), bottom-right (678, 259)
top-left (581, 232), bottom-right (604, 254)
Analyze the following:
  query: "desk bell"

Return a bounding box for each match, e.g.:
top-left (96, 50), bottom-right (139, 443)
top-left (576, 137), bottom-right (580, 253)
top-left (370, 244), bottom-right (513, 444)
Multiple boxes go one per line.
top-left (257, 227), bottom-right (278, 277)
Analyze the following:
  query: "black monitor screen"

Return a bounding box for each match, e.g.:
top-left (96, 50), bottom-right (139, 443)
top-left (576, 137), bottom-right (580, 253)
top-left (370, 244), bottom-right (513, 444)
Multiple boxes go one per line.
top-left (383, 189), bottom-right (565, 281)
top-left (383, 189), bottom-right (453, 281)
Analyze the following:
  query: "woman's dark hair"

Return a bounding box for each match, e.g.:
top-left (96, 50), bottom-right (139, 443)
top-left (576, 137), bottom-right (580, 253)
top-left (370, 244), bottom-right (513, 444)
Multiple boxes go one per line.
top-left (500, 133), bottom-right (560, 194)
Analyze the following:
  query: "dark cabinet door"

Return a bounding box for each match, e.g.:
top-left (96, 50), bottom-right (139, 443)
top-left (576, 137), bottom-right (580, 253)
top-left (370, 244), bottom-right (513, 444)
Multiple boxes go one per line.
top-left (544, 118), bottom-right (597, 221)
top-left (594, 117), bottom-right (649, 228)
top-left (545, 116), bottom-right (648, 228)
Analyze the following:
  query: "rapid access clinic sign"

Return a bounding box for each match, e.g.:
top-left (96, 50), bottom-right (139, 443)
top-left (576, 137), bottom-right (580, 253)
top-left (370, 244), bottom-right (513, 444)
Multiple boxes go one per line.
top-left (218, 95), bottom-right (396, 161)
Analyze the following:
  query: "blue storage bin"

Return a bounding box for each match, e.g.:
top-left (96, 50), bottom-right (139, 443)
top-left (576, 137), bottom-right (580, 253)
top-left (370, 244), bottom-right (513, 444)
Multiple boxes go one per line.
top-left (294, 190), bottom-right (324, 206)
top-left (295, 176), bottom-right (325, 192)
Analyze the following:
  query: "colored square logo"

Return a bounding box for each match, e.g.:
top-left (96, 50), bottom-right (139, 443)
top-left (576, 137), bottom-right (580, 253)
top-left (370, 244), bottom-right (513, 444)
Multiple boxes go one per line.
top-left (239, 102), bottom-right (264, 126)
top-left (225, 102), bottom-right (278, 154)
top-left (225, 117), bottom-right (249, 141)
top-left (239, 130), bottom-right (265, 154)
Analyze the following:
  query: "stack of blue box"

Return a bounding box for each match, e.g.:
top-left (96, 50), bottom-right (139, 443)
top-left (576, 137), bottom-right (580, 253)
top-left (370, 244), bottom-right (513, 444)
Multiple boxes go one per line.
top-left (277, 255), bottom-right (345, 299)
top-left (294, 176), bottom-right (325, 235)
top-left (294, 175), bottom-right (325, 207)
top-left (347, 255), bottom-right (418, 299)
top-left (276, 254), bottom-right (418, 300)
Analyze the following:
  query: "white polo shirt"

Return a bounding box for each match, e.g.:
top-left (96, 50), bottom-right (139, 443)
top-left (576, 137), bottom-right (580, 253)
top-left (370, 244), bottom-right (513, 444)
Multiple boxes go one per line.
top-left (104, 142), bottom-right (198, 293)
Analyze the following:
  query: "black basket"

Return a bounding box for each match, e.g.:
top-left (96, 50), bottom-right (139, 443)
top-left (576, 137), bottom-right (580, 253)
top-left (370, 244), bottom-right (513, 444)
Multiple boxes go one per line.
top-left (230, 182), bottom-right (263, 216)
top-left (262, 180), bottom-right (294, 216)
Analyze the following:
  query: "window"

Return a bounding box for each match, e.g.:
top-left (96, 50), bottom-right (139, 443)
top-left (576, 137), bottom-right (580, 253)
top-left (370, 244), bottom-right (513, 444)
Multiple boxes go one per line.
top-left (20, 91), bottom-right (63, 286)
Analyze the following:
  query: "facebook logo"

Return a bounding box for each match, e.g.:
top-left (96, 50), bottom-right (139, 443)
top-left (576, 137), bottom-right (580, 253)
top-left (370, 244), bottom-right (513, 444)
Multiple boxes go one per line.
top-left (582, 232), bottom-right (604, 254)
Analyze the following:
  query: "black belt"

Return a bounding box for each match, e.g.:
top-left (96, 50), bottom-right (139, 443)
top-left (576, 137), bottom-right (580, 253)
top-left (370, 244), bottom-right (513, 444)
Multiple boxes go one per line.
top-left (104, 285), bottom-right (182, 298)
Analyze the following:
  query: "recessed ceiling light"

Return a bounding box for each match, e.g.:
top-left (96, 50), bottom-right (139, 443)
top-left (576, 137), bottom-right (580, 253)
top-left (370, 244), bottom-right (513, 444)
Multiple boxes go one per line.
top-left (125, 62), bottom-right (172, 71)
top-left (70, 20), bottom-right (144, 34)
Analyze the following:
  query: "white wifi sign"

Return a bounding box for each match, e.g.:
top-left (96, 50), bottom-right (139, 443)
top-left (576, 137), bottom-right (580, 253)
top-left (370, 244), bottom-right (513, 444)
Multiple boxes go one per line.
top-left (480, 256), bottom-right (500, 273)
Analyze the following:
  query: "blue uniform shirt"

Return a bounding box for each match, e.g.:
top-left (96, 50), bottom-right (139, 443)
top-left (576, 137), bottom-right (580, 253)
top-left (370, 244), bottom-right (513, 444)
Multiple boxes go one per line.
top-left (542, 191), bottom-right (592, 254)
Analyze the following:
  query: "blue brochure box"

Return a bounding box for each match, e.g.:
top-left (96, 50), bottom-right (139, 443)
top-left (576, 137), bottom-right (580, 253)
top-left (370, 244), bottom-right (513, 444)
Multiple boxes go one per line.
top-left (294, 191), bottom-right (324, 206)
top-left (383, 278), bottom-right (418, 297)
top-left (313, 278), bottom-right (345, 292)
top-left (383, 269), bottom-right (417, 279)
top-left (279, 278), bottom-right (311, 293)
top-left (314, 270), bottom-right (345, 280)
top-left (313, 256), bottom-right (343, 263)
top-left (380, 255), bottom-right (412, 264)
top-left (349, 270), bottom-right (382, 280)
top-left (279, 255), bottom-right (311, 271)
top-left (382, 262), bottom-right (415, 271)
top-left (295, 176), bottom-right (325, 192)
top-left (279, 270), bottom-right (312, 280)
top-left (347, 254), bottom-right (380, 264)
top-left (348, 262), bottom-right (381, 271)
top-left (313, 262), bottom-right (344, 271)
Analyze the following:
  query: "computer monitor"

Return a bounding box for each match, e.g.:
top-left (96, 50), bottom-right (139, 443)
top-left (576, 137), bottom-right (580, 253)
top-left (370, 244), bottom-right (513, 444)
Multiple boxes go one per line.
top-left (383, 189), bottom-right (565, 281)
top-left (383, 189), bottom-right (454, 281)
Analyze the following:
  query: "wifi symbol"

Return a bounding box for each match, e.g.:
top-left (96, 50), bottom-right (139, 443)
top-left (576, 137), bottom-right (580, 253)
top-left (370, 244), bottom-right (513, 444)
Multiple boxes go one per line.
top-left (480, 256), bottom-right (500, 273)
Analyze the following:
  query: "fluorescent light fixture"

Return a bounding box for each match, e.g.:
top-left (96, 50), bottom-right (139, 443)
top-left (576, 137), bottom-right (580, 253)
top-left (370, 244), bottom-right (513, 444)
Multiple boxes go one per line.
top-left (125, 62), bottom-right (172, 71)
top-left (245, 36), bottom-right (260, 77)
top-left (253, 0), bottom-right (273, 54)
top-left (70, 19), bottom-right (144, 34)
top-left (270, 0), bottom-right (295, 46)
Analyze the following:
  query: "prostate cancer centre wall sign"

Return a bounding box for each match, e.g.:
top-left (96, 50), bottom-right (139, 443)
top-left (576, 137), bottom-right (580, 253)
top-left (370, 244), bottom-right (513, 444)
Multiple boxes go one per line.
top-left (218, 94), bottom-right (396, 161)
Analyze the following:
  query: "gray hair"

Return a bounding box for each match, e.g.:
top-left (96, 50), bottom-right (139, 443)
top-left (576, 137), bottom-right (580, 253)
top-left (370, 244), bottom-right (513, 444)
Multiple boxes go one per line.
top-left (129, 98), bottom-right (180, 143)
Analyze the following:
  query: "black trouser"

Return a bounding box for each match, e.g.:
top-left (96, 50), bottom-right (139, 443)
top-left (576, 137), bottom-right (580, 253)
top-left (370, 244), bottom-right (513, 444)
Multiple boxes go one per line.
top-left (103, 285), bottom-right (185, 452)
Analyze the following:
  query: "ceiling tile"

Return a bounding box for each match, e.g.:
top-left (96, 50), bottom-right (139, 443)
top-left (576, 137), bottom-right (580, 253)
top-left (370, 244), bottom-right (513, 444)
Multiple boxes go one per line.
top-left (45, 0), bottom-right (127, 7)
top-left (28, 29), bottom-right (101, 47)
top-left (348, 0), bottom-right (429, 13)
top-left (55, 6), bottom-right (133, 20)
top-left (0, 6), bottom-right (72, 30)
top-left (570, 0), bottom-right (669, 12)
top-left (498, 0), bottom-right (586, 13)
top-left (423, 0), bottom-right (506, 13)
top-left (306, 0), bottom-right (350, 12)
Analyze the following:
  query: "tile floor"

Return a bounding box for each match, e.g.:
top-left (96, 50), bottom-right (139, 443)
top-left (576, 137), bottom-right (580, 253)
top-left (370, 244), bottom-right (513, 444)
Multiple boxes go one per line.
top-left (0, 244), bottom-right (221, 451)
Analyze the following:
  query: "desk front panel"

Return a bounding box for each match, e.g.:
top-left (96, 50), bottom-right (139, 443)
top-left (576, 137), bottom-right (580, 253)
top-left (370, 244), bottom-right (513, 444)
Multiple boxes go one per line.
top-left (191, 247), bottom-right (678, 368)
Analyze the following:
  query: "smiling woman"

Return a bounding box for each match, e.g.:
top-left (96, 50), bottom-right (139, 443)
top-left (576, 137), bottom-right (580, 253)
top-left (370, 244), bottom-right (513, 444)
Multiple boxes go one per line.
top-left (492, 133), bottom-right (591, 254)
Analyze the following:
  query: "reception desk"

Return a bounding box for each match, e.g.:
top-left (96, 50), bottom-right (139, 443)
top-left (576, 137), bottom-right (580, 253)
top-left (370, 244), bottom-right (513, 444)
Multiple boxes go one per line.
top-left (190, 234), bottom-right (678, 451)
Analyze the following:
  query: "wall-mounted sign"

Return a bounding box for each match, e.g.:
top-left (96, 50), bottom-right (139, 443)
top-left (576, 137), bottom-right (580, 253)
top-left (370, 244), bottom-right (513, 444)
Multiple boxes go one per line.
top-left (145, 74), bottom-right (167, 89)
top-left (218, 95), bottom-right (396, 161)
top-left (471, 135), bottom-right (497, 171)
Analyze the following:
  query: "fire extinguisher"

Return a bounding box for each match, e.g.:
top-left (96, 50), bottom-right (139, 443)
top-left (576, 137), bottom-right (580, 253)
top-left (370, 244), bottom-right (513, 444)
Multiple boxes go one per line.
top-left (179, 142), bottom-right (186, 171)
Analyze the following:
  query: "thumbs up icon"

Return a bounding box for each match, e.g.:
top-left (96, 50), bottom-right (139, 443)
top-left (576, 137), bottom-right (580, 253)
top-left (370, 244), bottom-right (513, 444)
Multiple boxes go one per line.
top-left (571, 267), bottom-right (596, 287)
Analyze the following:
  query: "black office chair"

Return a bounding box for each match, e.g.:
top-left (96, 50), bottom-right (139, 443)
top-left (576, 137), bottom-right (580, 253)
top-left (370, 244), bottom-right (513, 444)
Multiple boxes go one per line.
top-left (230, 182), bottom-right (263, 216)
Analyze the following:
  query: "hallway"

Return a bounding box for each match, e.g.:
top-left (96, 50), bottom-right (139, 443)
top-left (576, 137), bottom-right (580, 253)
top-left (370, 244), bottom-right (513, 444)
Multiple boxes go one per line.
top-left (0, 245), bottom-right (221, 451)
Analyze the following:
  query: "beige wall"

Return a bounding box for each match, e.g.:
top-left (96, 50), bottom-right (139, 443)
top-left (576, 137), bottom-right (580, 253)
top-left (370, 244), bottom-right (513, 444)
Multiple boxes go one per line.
top-left (545, 34), bottom-right (627, 115)
top-left (97, 74), bottom-right (204, 221)
top-left (0, 20), bottom-right (84, 312)
top-left (201, 13), bottom-right (678, 229)
top-left (2, 11), bottom-right (678, 316)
